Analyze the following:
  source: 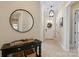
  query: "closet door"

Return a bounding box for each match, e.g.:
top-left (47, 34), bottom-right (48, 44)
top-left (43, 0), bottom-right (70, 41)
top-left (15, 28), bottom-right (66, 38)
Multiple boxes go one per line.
top-left (74, 10), bottom-right (79, 51)
top-left (76, 10), bottom-right (79, 50)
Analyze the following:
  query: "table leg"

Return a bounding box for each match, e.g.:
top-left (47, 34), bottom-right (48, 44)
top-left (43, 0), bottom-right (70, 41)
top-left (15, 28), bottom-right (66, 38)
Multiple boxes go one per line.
top-left (2, 50), bottom-right (7, 57)
top-left (35, 45), bottom-right (41, 57)
top-left (35, 46), bottom-right (38, 57)
top-left (38, 44), bottom-right (41, 57)
top-left (24, 50), bottom-right (27, 57)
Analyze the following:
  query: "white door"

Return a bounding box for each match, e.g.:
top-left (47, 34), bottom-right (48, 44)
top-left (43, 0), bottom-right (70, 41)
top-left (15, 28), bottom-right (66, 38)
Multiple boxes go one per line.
top-left (43, 6), bottom-right (56, 40)
top-left (44, 16), bottom-right (56, 40)
top-left (76, 10), bottom-right (79, 50)
top-left (74, 10), bottom-right (79, 52)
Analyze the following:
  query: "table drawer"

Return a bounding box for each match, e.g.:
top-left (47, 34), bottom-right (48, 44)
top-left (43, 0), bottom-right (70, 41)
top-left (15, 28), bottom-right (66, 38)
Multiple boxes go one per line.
top-left (24, 44), bottom-right (34, 49)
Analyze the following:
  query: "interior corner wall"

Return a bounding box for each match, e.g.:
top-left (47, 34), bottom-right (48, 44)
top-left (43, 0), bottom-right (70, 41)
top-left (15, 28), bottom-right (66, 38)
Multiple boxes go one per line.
top-left (56, 7), bottom-right (64, 48)
top-left (56, 4), bottom-right (68, 51)
top-left (0, 1), bottom-right (40, 56)
top-left (56, 2), bottom-right (71, 51)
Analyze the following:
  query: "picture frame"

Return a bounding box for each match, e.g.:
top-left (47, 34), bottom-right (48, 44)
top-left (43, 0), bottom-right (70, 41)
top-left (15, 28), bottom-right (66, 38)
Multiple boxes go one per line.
top-left (60, 17), bottom-right (63, 27)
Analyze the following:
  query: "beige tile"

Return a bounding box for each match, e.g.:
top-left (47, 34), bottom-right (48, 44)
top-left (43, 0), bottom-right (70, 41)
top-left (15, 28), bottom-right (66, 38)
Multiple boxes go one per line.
top-left (27, 39), bottom-right (78, 57)
top-left (42, 39), bottom-right (78, 57)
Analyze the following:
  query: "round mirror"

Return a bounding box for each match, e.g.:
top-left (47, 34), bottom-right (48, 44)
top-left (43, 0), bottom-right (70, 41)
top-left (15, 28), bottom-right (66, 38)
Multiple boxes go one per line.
top-left (10, 9), bottom-right (34, 33)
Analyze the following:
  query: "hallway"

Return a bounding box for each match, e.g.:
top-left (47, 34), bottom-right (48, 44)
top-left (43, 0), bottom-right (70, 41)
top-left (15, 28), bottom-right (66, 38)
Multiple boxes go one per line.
top-left (0, 1), bottom-right (79, 57)
top-left (42, 39), bottom-right (78, 57)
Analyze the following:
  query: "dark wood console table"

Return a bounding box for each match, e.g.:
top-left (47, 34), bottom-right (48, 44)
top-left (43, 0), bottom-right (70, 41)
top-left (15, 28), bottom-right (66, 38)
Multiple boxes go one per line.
top-left (0, 39), bottom-right (42, 57)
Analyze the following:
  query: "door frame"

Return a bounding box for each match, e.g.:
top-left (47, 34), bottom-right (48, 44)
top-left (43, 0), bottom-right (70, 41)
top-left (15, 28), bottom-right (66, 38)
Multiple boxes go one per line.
top-left (65, 1), bottom-right (79, 51)
top-left (62, 1), bottom-right (76, 51)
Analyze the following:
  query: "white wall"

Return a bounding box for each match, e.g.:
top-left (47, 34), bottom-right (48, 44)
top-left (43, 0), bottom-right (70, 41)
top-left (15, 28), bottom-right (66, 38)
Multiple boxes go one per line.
top-left (56, 2), bottom-right (71, 51)
top-left (0, 1), bottom-right (40, 56)
top-left (63, 6), bottom-right (71, 51)
top-left (56, 7), bottom-right (64, 47)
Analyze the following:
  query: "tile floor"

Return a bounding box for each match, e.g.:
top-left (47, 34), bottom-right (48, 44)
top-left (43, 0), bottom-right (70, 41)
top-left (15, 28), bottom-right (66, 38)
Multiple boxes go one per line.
top-left (29, 39), bottom-right (79, 57)
top-left (42, 39), bottom-right (78, 57)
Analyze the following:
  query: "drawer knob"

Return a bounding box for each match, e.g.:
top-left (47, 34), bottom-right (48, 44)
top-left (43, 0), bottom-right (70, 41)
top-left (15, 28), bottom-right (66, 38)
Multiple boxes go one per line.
top-left (31, 45), bottom-right (33, 47)
top-left (18, 48), bottom-right (21, 50)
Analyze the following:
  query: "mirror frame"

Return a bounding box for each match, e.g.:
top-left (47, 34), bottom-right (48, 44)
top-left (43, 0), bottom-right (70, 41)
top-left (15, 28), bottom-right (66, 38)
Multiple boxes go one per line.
top-left (9, 9), bottom-right (34, 33)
